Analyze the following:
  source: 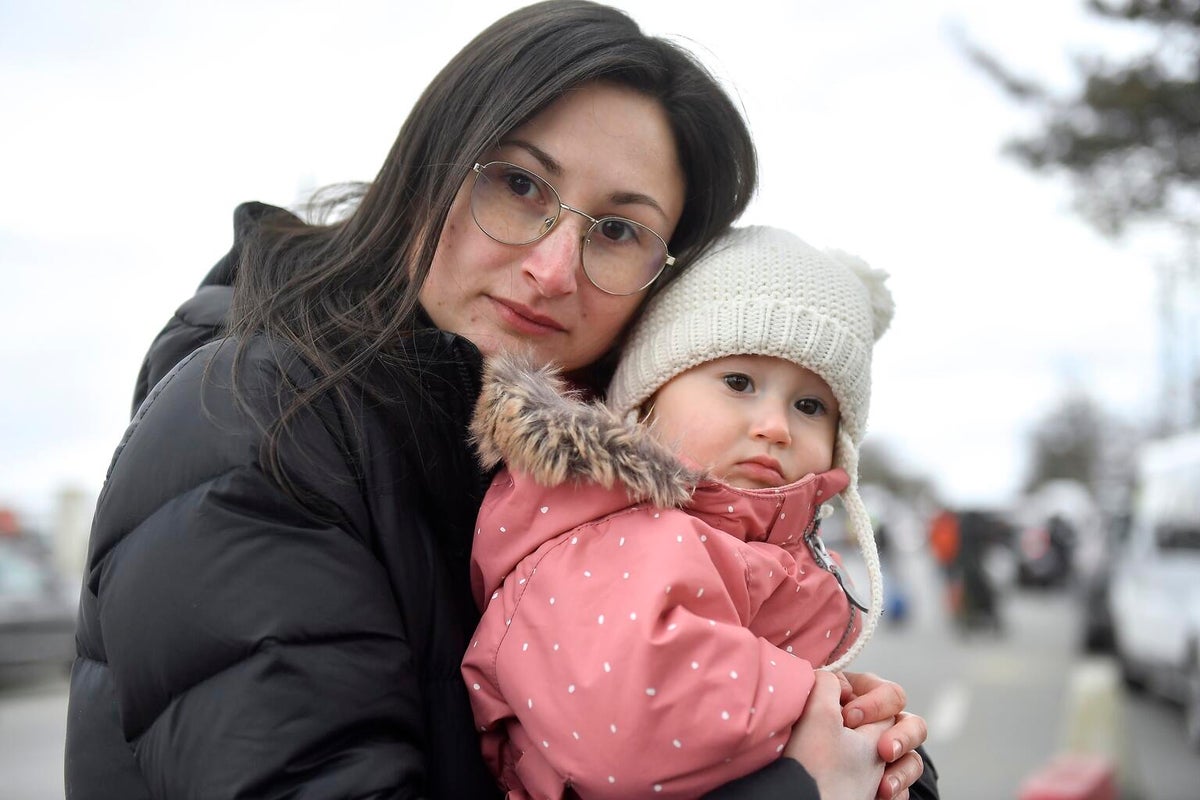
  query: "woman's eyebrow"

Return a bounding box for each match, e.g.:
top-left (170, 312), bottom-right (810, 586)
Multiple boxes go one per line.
top-left (502, 140), bottom-right (562, 176)
top-left (608, 191), bottom-right (667, 218)
top-left (498, 139), bottom-right (668, 219)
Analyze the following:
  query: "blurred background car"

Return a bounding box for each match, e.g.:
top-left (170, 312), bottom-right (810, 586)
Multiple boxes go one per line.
top-left (1015, 515), bottom-right (1075, 587)
top-left (0, 511), bottom-right (77, 673)
top-left (1108, 429), bottom-right (1200, 750)
top-left (1012, 480), bottom-right (1102, 589)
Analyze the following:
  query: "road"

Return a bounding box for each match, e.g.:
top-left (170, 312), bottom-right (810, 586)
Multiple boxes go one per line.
top-left (3, 550), bottom-right (1200, 799)
top-left (850, 548), bottom-right (1200, 800)
top-left (0, 666), bottom-right (69, 800)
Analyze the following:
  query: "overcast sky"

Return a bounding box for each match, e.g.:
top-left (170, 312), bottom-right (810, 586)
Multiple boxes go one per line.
top-left (0, 0), bottom-right (1164, 524)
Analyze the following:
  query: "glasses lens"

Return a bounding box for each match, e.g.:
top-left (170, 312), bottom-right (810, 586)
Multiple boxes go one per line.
top-left (471, 162), bottom-right (559, 245)
top-left (583, 218), bottom-right (670, 295)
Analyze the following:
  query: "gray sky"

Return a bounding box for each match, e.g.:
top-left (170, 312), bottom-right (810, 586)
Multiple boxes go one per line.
top-left (0, 0), bottom-right (1163, 523)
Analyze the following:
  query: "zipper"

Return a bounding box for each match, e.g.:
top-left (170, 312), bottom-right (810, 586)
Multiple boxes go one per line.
top-left (804, 509), bottom-right (870, 612)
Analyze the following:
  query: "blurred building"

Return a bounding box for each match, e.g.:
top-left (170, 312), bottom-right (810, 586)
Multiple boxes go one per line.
top-left (51, 486), bottom-right (93, 585)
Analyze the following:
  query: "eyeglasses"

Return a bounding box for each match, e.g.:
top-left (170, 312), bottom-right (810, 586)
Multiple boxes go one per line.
top-left (470, 161), bottom-right (676, 296)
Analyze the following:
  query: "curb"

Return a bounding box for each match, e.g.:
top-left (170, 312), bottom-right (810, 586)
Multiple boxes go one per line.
top-left (1017, 658), bottom-right (1144, 799)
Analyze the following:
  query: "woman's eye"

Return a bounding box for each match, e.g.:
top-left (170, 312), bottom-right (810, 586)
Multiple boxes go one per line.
top-left (504, 171), bottom-right (540, 199)
top-left (598, 218), bottom-right (638, 244)
top-left (794, 398), bottom-right (826, 416)
top-left (723, 374), bottom-right (752, 393)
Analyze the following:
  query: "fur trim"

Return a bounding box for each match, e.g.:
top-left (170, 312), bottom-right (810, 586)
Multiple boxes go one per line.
top-left (471, 353), bottom-right (700, 508)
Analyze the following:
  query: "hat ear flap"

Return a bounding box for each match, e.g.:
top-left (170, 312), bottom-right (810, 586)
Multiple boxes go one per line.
top-left (825, 249), bottom-right (894, 341)
top-left (822, 428), bottom-right (884, 672)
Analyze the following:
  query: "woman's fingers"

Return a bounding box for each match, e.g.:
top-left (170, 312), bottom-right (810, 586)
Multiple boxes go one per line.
top-left (785, 679), bottom-right (890, 800)
top-left (877, 748), bottom-right (924, 799)
top-left (877, 711), bottom-right (928, 762)
top-left (837, 672), bottom-right (928, 799)
top-left (840, 671), bottom-right (908, 727)
top-left (794, 671), bottom-right (927, 799)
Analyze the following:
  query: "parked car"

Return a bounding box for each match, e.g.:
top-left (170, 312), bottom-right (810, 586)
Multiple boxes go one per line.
top-left (1109, 430), bottom-right (1200, 750)
top-left (1013, 480), bottom-right (1102, 589)
top-left (0, 534), bottom-right (77, 672)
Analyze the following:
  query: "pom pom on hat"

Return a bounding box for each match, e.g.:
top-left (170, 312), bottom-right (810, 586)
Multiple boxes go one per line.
top-left (825, 249), bottom-right (894, 342)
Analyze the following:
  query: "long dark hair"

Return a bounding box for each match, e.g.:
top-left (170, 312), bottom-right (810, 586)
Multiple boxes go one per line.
top-left (228, 0), bottom-right (757, 477)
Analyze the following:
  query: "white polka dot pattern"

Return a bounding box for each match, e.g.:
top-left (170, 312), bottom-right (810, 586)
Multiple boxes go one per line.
top-left (461, 464), bottom-right (863, 799)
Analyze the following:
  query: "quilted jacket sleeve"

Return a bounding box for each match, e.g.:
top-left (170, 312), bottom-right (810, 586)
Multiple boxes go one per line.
top-left (77, 339), bottom-right (429, 798)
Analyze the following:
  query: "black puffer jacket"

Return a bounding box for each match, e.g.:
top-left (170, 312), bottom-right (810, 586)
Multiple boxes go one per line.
top-left (67, 202), bottom-right (501, 798)
top-left (67, 326), bottom-right (501, 797)
top-left (66, 203), bottom-right (938, 799)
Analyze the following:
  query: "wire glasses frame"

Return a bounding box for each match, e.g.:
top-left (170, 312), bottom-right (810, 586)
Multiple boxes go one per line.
top-left (469, 161), bottom-right (676, 296)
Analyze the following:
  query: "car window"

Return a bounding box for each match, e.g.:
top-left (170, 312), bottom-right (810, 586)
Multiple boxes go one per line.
top-left (0, 547), bottom-right (47, 598)
top-left (1140, 459), bottom-right (1200, 551)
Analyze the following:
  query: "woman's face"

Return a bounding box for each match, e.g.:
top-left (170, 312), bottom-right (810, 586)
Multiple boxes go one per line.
top-left (420, 82), bottom-right (686, 372)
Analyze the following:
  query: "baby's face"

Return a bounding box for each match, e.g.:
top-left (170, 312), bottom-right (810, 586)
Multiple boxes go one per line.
top-left (645, 355), bottom-right (839, 489)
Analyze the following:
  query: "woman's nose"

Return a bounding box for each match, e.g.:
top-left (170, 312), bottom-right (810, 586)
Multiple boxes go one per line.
top-left (521, 219), bottom-right (583, 297)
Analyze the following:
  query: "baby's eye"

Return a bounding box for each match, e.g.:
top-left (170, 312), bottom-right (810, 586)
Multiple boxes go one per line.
top-left (794, 397), bottom-right (827, 416)
top-left (723, 373), bottom-right (753, 393)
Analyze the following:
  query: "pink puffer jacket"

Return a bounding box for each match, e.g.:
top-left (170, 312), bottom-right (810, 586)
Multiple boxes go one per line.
top-left (462, 355), bottom-right (861, 800)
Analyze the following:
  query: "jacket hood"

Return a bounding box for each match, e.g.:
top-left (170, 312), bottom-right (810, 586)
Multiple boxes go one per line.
top-left (471, 352), bottom-right (704, 509)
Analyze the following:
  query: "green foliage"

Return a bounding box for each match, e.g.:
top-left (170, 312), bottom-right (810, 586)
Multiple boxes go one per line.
top-left (968, 0), bottom-right (1200, 236)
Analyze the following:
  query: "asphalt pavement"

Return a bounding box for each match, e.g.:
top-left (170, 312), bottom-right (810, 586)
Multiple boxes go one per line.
top-left (0, 665), bottom-right (68, 800)
top-left (849, 547), bottom-right (1200, 800)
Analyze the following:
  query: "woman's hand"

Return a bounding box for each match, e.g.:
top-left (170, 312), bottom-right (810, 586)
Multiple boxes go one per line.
top-left (783, 671), bottom-right (888, 800)
top-left (837, 671), bottom-right (929, 800)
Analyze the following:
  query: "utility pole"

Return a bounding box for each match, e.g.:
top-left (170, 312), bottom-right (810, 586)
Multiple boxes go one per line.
top-left (1157, 225), bottom-right (1200, 434)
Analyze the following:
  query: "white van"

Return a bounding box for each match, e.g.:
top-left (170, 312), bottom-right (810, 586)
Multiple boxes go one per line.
top-left (1109, 429), bottom-right (1200, 749)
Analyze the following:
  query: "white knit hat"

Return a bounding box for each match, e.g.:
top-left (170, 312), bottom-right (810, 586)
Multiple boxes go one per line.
top-left (607, 225), bottom-right (895, 670)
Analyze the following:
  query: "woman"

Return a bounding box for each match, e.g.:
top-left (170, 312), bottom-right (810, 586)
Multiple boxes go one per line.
top-left (67, 2), bottom-right (933, 798)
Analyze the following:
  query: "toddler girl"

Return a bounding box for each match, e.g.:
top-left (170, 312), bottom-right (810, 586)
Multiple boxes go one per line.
top-left (463, 225), bottom-right (892, 799)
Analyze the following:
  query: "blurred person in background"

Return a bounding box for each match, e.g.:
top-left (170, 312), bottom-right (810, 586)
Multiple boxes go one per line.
top-left (874, 514), bottom-right (911, 626)
top-left (65, 2), bottom-right (932, 797)
top-left (928, 508), bottom-right (963, 620)
top-left (928, 509), bottom-right (960, 579)
top-left (953, 511), bottom-right (1004, 634)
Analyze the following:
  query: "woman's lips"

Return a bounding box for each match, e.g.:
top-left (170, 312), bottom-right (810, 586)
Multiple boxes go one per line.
top-left (490, 297), bottom-right (567, 336)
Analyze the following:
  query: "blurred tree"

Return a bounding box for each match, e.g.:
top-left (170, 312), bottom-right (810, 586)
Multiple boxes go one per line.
top-left (1025, 393), bottom-right (1104, 492)
top-left (1023, 391), bottom-right (1141, 499)
top-left (859, 439), bottom-right (940, 503)
top-left (967, 1), bottom-right (1200, 432)
top-left (966, 0), bottom-right (1200, 238)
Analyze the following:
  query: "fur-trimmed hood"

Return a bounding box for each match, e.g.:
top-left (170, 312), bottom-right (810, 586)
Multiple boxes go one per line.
top-left (471, 352), bottom-right (704, 509)
top-left (470, 352), bottom-right (852, 516)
